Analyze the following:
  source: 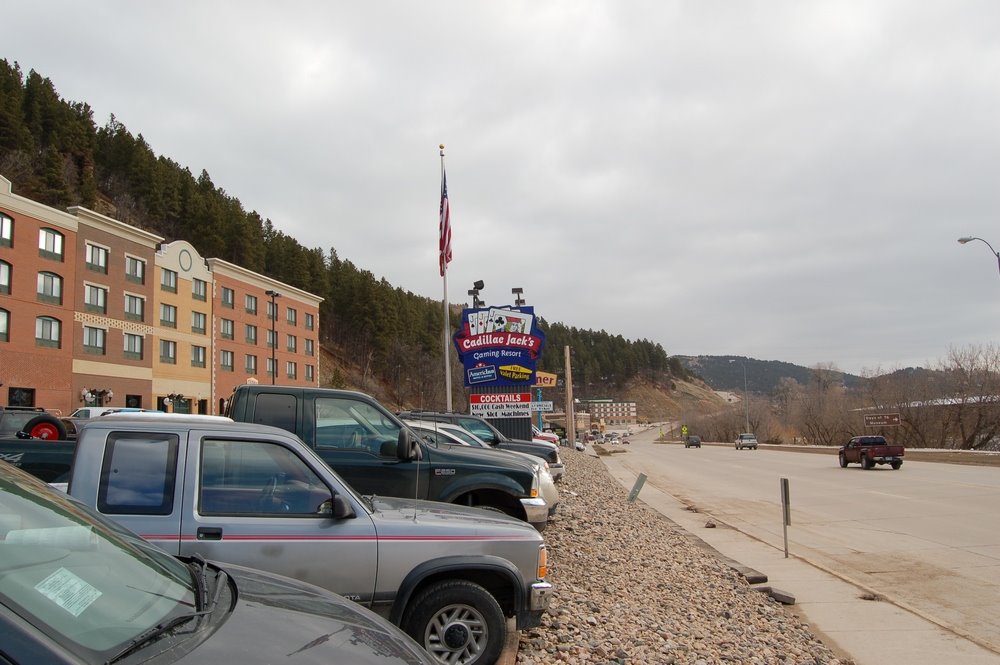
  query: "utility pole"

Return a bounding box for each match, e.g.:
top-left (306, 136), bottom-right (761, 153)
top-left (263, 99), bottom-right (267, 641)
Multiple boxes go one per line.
top-left (564, 345), bottom-right (575, 446)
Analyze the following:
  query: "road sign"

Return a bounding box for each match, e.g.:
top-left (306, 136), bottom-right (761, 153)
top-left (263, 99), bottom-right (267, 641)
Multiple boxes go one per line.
top-left (530, 401), bottom-right (553, 411)
top-left (864, 413), bottom-right (901, 427)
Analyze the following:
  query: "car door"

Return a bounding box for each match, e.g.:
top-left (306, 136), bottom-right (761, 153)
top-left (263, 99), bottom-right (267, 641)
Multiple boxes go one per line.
top-left (312, 396), bottom-right (423, 499)
top-left (177, 431), bottom-right (379, 606)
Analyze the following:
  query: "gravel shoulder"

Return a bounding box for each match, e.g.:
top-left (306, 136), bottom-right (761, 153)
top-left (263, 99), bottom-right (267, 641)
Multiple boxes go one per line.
top-left (516, 447), bottom-right (848, 664)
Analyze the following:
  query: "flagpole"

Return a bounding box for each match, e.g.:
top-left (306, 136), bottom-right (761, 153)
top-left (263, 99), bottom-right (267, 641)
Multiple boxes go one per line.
top-left (440, 145), bottom-right (453, 411)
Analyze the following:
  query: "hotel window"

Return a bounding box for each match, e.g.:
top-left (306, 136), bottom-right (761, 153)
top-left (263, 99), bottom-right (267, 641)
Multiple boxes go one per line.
top-left (160, 303), bottom-right (177, 328)
top-left (191, 345), bottom-right (206, 368)
top-left (191, 311), bottom-right (206, 335)
top-left (245, 354), bottom-right (257, 374)
top-left (286, 307), bottom-right (297, 325)
top-left (221, 350), bottom-right (234, 371)
top-left (35, 316), bottom-right (61, 348)
top-left (286, 361), bottom-right (297, 380)
top-left (221, 286), bottom-right (234, 308)
top-left (266, 329), bottom-right (276, 349)
top-left (83, 326), bottom-right (106, 355)
top-left (305, 312), bottom-right (314, 330)
top-left (220, 318), bottom-right (234, 340)
top-left (192, 278), bottom-right (207, 301)
top-left (161, 268), bottom-right (177, 293)
top-left (305, 364), bottom-right (314, 382)
top-left (124, 333), bottom-right (143, 360)
top-left (286, 334), bottom-right (297, 353)
top-left (0, 309), bottom-right (8, 342)
top-left (124, 293), bottom-right (145, 321)
top-left (305, 338), bottom-right (314, 357)
top-left (159, 339), bottom-right (176, 364)
top-left (245, 323), bottom-right (258, 345)
top-left (36, 271), bottom-right (63, 305)
top-left (38, 228), bottom-right (63, 261)
top-left (266, 357), bottom-right (276, 378)
top-left (245, 294), bottom-right (257, 314)
top-left (125, 255), bottom-right (145, 284)
top-left (0, 213), bottom-right (11, 247)
top-left (86, 243), bottom-right (109, 273)
top-left (84, 284), bottom-right (107, 314)
top-left (0, 260), bottom-right (10, 295)
top-left (266, 299), bottom-right (277, 320)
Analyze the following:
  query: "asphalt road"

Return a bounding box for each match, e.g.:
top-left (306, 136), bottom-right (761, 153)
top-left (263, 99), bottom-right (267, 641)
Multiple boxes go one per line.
top-left (604, 433), bottom-right (1000, 658)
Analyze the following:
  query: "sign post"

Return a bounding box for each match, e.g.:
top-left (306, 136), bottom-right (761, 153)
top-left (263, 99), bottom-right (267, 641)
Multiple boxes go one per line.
top-left (780, 477), bottom-right (790, 558)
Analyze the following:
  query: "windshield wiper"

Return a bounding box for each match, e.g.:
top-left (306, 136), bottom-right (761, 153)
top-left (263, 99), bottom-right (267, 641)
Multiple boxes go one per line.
top-left (105, 558), bottom-right (228, 664)
top-left (104, 609), bottom-right (209, 664)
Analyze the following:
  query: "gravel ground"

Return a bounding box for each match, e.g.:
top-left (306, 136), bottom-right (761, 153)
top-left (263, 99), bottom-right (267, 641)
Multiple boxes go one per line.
top-left (515, 448), bottom-right (851, 665)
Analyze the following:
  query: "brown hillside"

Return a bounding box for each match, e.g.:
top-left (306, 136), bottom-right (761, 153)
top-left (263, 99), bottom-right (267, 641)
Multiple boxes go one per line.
top-left (321, 343), bottom-right (727, 420)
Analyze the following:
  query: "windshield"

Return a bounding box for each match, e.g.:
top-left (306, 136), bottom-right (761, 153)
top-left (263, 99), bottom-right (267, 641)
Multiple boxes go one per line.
top-left (0, 465), bottom-right (196, 657)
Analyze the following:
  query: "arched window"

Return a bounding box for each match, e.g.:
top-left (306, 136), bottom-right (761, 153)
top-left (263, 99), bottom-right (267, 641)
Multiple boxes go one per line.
top-left (0, 260), bottom-right (10, 295)
top-left (38, 228), bottom-right (64, 260)
top-left (37, 271), bottom-right (63, 304)
top-left (35, 316), bottom-right (61, 348)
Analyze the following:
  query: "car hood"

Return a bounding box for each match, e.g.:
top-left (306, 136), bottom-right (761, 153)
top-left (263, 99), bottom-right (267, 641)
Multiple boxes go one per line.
top-left (182, 562), bottom-right (432, 664)
top-left (367, 494), bottom-right (545, 540)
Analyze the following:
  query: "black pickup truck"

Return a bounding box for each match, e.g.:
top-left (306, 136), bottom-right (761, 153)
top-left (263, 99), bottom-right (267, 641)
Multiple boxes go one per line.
top-left (223, 384), bottom-right (550, 530)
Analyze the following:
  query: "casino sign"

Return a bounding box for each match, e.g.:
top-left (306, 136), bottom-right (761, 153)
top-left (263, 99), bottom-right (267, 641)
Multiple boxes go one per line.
top-left (452, 305), bottom-right (546, 388)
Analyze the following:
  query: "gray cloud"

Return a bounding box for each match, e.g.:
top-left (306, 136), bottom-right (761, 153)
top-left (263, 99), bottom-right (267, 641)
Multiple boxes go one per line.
top-left (7, 0), bottom-right (1000, 375)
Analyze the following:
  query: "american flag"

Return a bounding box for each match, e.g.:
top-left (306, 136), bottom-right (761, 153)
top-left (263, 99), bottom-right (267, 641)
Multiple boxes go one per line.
top-left (439, 170), bottom-right (452, 276)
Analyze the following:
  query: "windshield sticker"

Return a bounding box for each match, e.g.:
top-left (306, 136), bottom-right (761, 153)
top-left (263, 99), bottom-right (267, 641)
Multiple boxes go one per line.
top-left (35, 567), bottom-right (102, 617)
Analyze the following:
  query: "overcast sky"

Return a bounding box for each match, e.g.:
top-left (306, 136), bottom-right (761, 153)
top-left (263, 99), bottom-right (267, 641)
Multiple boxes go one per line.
top-left (6, 1), bottom-right (1000, 375)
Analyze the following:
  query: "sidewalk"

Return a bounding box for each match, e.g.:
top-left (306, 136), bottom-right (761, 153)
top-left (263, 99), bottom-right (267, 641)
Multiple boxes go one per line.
top-left (599, 446), bottom-right (1000, 665)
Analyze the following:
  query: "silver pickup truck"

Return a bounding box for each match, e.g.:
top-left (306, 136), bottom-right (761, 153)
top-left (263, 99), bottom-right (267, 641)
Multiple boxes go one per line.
top-left (50, 413), bottom-right (553, 665)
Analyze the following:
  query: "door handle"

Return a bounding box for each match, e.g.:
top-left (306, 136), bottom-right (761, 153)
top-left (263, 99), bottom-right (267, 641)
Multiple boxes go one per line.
top-left (197, 527), bottom-right (223, 541)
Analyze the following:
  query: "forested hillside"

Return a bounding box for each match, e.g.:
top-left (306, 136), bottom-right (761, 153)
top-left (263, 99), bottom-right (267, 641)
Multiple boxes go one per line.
top-left (0, 60), bottom-right (689, 407)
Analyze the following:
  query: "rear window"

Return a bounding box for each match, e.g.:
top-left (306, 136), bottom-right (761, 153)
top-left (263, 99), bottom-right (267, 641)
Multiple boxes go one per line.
top-left (98, 432), bottom-right (178, 515)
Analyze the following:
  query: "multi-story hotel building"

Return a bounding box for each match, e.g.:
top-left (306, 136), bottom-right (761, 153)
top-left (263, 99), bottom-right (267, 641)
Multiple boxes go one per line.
top-left (579, 398), bottom-right (638, 429)
top-left (0, 175), bottom-right (322, 416)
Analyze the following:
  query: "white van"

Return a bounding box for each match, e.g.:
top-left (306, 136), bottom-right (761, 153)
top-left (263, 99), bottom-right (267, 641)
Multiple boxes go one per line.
top-left (68, 406), bottom-right (115, 419)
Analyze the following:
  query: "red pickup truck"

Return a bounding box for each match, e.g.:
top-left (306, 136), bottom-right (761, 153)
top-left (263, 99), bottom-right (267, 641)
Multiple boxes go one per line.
top-left (838, 435), bottom-right (904, 470)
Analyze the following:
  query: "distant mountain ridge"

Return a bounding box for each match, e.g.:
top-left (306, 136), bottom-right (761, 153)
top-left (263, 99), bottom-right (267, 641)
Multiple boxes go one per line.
top-left (676, 355), bottom-right (863, 394)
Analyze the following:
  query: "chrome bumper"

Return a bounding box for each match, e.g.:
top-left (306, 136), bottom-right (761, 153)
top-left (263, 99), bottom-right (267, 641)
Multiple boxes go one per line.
top-left (521, 497), bottom-right (549, 531)
top-left (530, 581), bottom-right (554, 611)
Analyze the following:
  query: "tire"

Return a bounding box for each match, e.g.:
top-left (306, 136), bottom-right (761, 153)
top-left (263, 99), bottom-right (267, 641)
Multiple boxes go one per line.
top-left (21, 415), bottom-right (67, 440)
top-left (891, 460), bottom-right (902, 470)
top-left (838, 453), bottom-right (848, 468)
top-left (861, 455), bottom-right (873, 470)
top-left (401, 580), bottom-right (506, 665)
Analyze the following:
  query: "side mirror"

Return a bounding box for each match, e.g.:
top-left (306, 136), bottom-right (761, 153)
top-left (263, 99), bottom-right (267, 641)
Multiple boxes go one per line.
top-left (323, 494), bottom-right (356, 520)
top-left (397, 428), bottom-right (423, 461)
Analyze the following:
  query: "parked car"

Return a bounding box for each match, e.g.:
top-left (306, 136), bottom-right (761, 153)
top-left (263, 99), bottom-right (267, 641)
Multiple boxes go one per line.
top-left (735, 433), bottom-right (759, 450)
top-left (398, 410), bottom-right (565, 482)
top-left (0, 459), bottom-right (436, 665)
top-left (685, 435), bottom-right (702, 448)
top-left (67, 406), bottom-right (116, 418)
top-left (404, 419), bottom-right (560, 514)
top-left (532, 425), bottom-right (561, 445)
top-left (0, 405), bottom-right (66, 440)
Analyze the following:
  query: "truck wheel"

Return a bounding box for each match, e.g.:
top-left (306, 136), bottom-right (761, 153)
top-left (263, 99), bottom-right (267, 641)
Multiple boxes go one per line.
top-left (21, 415), bottom-right (67, 440)
top-left (891, 460), bottom-right (902, 470)
top-left (838, 453), bottom-right (848, 468)
top-left (861, 455), bottom-right (873, 470)
top-left (401, 579), bottom-right (505, 665)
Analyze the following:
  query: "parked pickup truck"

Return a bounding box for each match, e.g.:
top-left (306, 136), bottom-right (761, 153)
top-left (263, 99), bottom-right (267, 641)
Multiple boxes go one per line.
top-left (839, 435), bottom-right (904, 470)
top-left (0, 413), bottom-right (553, 665)
top-left (224, 385), bottom-right (551, 530)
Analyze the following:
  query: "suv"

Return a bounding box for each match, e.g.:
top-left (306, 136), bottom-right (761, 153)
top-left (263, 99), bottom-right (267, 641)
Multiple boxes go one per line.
top-left (684, 435), bottom-right (702, 448)
top-left (0, 406), bottom-right (67, 440)
top-left (735, 433), bottom-right (759, 450)
top-left (398, 410), bottom-right (565, 482)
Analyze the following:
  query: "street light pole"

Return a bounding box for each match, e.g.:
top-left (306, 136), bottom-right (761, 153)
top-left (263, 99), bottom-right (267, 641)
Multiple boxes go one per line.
top-left (265, 290), bottom-right (281, 384)
top-left (957, 236), bottom-right (1000, 278)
